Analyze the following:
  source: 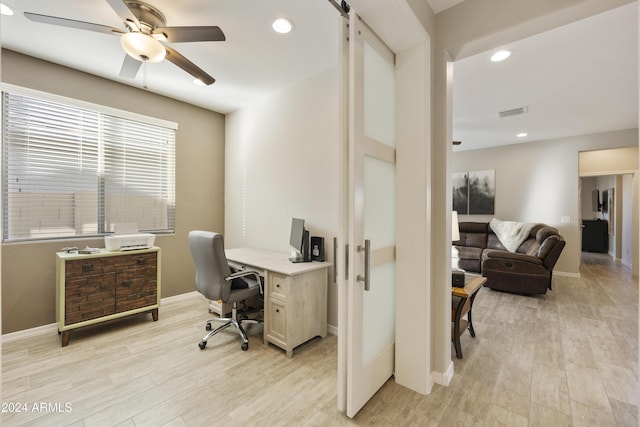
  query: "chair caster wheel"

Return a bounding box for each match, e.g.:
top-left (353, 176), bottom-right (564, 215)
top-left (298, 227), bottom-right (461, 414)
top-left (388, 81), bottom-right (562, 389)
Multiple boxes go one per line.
top-left (241, 342), bottom-right (249, 351)
top-left (205, 322), bottom-right (212, 331)
top-left (199, 341), bottom-right (207, 350)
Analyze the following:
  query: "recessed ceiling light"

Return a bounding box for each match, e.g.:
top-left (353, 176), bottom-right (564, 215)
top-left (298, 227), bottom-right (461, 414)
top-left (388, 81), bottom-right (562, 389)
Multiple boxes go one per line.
top-left (0, 2), bottom-right (15, 16)
top-left (517, 132), bottom-right (528, 138)
top-left (272, 17), bottom-right (294, 34)
top-left (490, 50), bottom-right (511, 62)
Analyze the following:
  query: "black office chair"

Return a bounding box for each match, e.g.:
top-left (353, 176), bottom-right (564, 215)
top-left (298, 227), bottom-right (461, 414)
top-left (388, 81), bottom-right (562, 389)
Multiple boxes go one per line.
top-left (188, 231), bottom-right (262, 351)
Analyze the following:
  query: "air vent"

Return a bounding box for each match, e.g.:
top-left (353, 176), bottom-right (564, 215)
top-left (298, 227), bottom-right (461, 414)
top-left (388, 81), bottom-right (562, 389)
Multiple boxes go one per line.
top-left (498, 106), bottom-right (528, 118)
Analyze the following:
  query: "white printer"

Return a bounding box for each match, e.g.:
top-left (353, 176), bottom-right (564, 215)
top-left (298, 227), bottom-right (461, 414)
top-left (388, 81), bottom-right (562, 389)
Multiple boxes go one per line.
top-left (104, 223), bottom-right (155, 251)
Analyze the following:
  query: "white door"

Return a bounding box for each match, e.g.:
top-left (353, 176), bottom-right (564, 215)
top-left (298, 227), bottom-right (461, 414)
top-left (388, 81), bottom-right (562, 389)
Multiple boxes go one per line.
top-left (345, 13), bottom-right (396, 418)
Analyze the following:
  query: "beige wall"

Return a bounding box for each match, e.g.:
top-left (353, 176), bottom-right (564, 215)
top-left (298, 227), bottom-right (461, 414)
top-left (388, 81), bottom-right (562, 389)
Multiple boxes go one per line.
top-left (580, 146), bottom-right (639, 175)
top-left (452, 128), bottom-right (638, 275)
top-left (1, 49), bottom-right (225, 333)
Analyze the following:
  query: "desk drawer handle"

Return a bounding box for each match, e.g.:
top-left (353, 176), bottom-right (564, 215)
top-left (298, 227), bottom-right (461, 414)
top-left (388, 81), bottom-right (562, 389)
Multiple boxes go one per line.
top-left (137, 258), bottom-right (147, 265)
top-left (82, 263), bottom-right (94, 272)
top-left (121, 280), bottom-right (132, 287)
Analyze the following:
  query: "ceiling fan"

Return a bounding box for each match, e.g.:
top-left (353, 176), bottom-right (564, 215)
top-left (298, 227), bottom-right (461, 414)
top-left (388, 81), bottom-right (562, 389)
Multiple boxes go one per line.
top-left (24, 0), bottom-right (225, 85)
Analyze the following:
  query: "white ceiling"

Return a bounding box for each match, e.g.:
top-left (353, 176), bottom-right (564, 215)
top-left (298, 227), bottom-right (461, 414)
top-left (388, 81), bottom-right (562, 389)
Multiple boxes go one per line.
top-left (1, 0), bottom-right (636, 152)
top-left (453, 2), bottom-right (638, 151)
top-left (0, 0), bottom-right (341, 114)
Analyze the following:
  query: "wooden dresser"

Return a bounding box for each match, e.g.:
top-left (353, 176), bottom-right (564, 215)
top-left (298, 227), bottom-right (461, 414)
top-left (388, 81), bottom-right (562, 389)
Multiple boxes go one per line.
top-left (55, 247), bottom-right (161, 346)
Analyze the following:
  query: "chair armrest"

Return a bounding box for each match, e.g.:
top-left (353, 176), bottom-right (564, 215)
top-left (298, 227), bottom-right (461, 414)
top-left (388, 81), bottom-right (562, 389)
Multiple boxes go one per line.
top-left (483, 249), bottom-right (543, 266)
top-left (227, 270), bottom-right (264, 294)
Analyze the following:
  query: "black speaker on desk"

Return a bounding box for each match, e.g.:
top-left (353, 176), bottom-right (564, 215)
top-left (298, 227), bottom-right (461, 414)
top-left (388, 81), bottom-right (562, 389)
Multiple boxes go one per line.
top-left (452, 269), bottom-right (465, 287)
top-left (311, 236), bottom-right (325, 261)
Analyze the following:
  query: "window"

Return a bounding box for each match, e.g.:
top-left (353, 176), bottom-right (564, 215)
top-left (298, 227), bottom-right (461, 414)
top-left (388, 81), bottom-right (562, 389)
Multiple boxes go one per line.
top-left (2, 87), bottom-right (176, 242)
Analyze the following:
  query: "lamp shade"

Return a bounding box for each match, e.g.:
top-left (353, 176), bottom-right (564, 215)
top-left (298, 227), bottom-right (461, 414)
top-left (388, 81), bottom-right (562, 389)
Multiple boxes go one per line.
top-left (452, 211), bottom-right (460, 242)
top-left (120, 32), bottom-right (166, 63)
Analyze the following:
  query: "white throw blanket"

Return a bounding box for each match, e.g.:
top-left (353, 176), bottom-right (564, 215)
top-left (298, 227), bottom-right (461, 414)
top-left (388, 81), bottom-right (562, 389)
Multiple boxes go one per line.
top-left (489, 218), bottom-right (535, 253)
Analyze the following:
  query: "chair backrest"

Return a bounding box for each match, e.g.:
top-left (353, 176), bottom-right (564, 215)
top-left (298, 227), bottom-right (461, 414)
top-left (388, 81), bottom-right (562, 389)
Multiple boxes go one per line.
top-left (188, 231), bottom-right (232, 302)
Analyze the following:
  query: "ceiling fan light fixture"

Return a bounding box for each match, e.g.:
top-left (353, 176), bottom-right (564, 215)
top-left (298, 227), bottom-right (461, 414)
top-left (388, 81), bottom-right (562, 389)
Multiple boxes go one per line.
top-left (0, 2), bottom-right (14, 16)
top-left (152, 32), bottom-right (167, 42)
top-left (490, 50), bottom-right (511, 62)
top-left (121, 32), bottom-right (166, 63)
top-left (272, 17), bottom-right (294, 34)
top-left (193, 78), bottom-right (207, 87)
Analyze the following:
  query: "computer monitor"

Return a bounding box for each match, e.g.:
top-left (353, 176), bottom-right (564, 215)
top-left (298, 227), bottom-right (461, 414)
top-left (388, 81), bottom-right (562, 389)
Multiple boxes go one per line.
top-left (289, 217), bottom-right (311, 263)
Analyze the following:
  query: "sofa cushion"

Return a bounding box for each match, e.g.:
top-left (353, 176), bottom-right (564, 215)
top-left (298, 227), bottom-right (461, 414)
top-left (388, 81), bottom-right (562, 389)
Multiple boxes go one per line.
top-left (455, 222), bottom-right (488, 248)
top-left (455, 246), bottom-right (483, 260)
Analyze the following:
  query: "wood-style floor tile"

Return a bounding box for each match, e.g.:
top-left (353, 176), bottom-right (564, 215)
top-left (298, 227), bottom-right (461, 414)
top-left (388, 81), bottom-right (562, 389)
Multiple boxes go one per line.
top-left (1, 252), bottom-right (637, 426)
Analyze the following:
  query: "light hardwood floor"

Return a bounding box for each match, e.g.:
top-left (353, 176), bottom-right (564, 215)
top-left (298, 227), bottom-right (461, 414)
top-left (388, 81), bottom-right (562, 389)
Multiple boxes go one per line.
top-left (2, 253), bottom-right (638, 426)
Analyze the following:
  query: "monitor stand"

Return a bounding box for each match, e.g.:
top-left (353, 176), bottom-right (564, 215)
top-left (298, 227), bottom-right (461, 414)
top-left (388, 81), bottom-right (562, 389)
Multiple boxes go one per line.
top-left (289, 256), bottom-right (312, 263)
top-left (289, 229), bottom-right (312, 263)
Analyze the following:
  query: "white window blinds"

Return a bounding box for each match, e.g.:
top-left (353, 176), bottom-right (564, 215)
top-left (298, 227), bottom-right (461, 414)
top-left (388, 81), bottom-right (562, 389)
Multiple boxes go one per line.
top-left (2, 89), bottom-right (176, 242)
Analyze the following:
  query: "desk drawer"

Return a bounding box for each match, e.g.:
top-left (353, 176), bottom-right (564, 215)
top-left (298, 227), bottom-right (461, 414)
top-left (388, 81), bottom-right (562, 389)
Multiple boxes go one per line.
top-left (268, 273), bottom-right (288, 301)
top-left (266, 299), bottom-right (286, 344)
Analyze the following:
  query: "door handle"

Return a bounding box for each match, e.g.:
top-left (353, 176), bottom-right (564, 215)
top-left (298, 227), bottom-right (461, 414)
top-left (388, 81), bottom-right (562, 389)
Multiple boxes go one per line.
top-left (333, 237), bottom-right (338, 284)
top-left (357, 239), bottom-right (371, 291)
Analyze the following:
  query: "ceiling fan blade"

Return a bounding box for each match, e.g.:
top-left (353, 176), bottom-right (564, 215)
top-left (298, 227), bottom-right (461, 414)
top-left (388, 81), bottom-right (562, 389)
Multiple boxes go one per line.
top-left (24, 12), bottom-right (123, 35)
top-left (119, 55), bottom-right (142, 79)
top-left (154, 26), bottom-right (225, 43)
top-left (164, 46), bottom-right (215, 85)
top-left (105, 0), bottom-right (140, 29)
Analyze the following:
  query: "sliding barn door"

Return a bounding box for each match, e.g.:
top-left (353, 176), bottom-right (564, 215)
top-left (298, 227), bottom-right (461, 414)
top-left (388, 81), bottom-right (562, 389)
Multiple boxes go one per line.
top-left (345, 13), bottom-right (397, 418)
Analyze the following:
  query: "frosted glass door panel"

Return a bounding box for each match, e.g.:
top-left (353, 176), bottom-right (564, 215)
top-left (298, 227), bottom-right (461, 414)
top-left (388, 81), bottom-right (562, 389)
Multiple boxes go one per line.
top-left (364, 42), bottom-right (395, 148)
top-left (364, 156), bottom-right (396, 250)
top-left (362, 262), bottom-right (396, 364)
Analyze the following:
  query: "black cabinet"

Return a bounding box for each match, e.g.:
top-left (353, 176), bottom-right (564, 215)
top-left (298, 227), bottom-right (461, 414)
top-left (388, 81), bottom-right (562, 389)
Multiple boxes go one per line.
top-left (582, 220), bottom-right (608, 253)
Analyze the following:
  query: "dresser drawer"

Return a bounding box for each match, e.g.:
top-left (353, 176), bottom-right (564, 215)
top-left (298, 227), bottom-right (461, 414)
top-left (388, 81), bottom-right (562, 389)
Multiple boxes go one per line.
top-left (115, 269), bottom-right (157, 313)
top-left (66, 258), bottom-right (113, 278)
top-left (65, 272), bottom-right (116, 324)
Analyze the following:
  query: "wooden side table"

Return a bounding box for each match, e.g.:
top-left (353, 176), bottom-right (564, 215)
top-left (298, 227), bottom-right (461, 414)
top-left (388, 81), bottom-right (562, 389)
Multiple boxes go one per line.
top-left (451, 275), bottom-right (486, 359)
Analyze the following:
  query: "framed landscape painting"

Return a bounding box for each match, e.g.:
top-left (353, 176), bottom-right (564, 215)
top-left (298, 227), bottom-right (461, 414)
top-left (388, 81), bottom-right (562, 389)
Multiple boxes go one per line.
top-left (452, 170), bottom-right (495, 215)
top-left (452, 172), bottom-right (469, 215)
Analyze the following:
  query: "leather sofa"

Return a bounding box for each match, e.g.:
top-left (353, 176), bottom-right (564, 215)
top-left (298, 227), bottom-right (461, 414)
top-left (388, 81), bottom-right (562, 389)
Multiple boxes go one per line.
top-left (453, 221), bottom-right (565, 295)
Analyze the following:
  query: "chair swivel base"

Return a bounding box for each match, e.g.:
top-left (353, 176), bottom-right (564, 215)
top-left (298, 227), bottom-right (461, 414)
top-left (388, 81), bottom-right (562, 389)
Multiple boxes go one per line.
top-left (198, 315), bottom-right (262, 351)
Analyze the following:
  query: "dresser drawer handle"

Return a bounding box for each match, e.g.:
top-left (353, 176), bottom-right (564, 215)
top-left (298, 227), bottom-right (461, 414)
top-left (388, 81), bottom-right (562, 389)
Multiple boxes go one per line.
top-left (121, 280), bottom-right (132, 287)
top-left (82, 264), bottom-right (94, 272)
top-left (137, 258), bottom-right (147, 265)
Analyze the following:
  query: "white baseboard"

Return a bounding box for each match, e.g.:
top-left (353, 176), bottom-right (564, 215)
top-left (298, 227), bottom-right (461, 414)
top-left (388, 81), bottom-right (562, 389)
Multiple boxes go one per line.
top-left (431, 361), bottom-right (454, 386)
top-left (1, 322), bottom-right (58, 344)
top-left (554, 270), bottom-right (580, 279)
top-left (327, 323), bottom-right (338, 336)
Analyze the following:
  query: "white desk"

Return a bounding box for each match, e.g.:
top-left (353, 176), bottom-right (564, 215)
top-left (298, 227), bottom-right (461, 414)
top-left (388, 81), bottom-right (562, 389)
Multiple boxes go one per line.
top-left (226, 248), bottom-right (331, 357)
